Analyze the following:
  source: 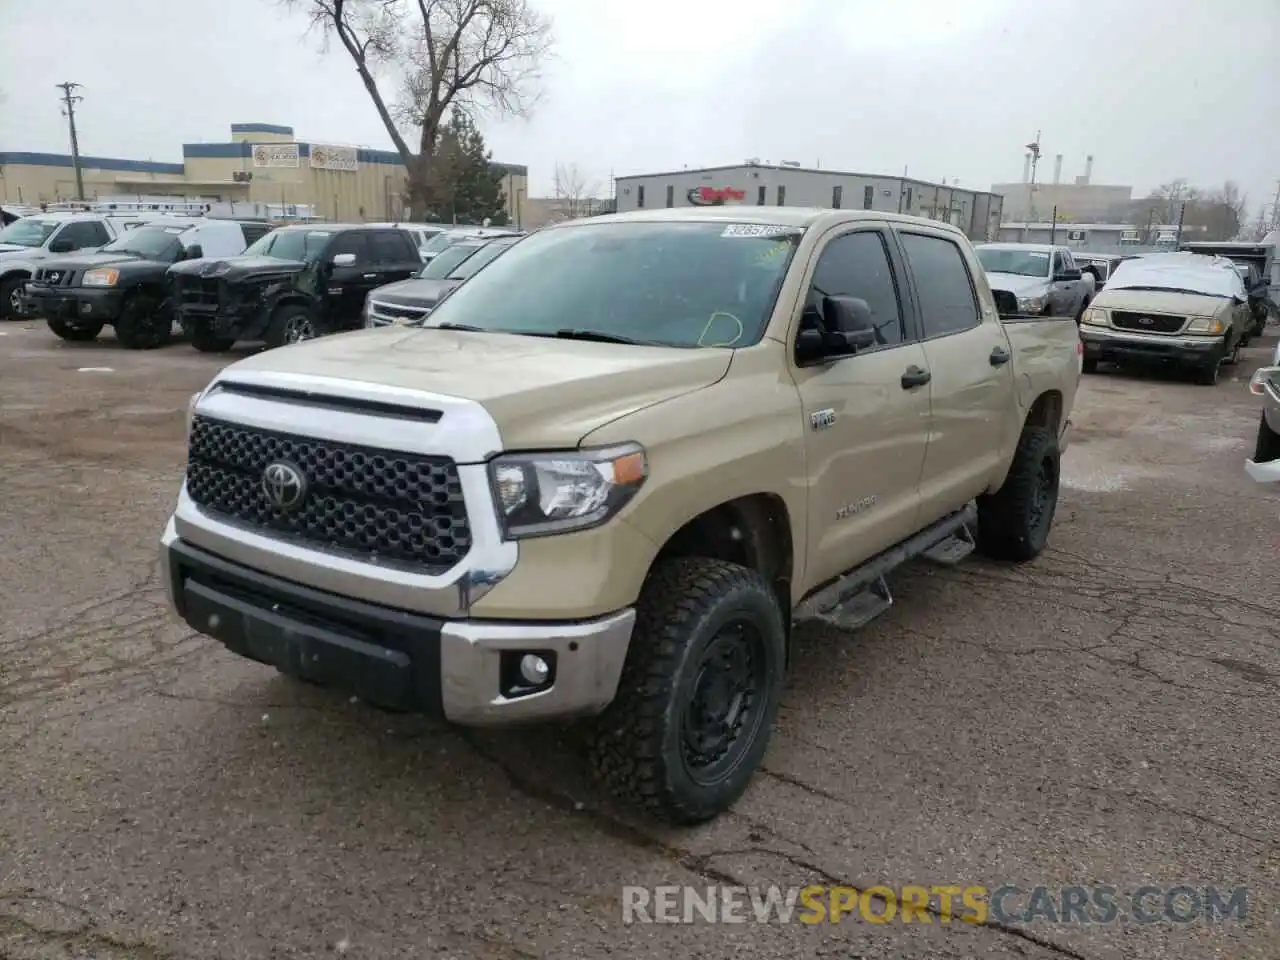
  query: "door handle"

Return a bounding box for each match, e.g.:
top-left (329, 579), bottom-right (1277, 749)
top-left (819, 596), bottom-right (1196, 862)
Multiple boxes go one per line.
top-left (901, 365), bottom-right (931, 389)
top-left (362, 273), bottom-right (378, 279)
top-left (989, 346), bottom-right (1011, 366)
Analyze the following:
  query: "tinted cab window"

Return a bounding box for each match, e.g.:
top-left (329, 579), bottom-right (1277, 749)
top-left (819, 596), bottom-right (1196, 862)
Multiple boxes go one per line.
top-left (326, 232), bottom-right (370, 265)
top-left (369, 230), bottom-right (417, 264)
top-left (803, 230), bottom-right (904, 349)
top-left (56, 220), bottom-right (110, 250)
top-left (898, 233), bottom-right (980, 338)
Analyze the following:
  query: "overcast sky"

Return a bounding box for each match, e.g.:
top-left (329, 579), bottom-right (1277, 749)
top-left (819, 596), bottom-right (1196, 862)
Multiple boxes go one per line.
top-left (2, 0), bottom-right (1277, 215)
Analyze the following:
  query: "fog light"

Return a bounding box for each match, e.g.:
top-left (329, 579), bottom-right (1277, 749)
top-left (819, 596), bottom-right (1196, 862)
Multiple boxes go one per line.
top-left (519, 654), bottom-right (550, 685)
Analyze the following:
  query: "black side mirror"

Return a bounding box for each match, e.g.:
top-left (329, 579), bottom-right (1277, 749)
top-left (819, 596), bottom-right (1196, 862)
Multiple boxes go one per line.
top-left (1055, 268), bottom-right (1082, 281)
top-left (992, 289), bottom-right (1019, 317)
top-left (48, 237), bottom-right (74, 253)
top-left (185, 244), bottom-right (203, 261)
top-left (795, 296), bottom-right (877, 365)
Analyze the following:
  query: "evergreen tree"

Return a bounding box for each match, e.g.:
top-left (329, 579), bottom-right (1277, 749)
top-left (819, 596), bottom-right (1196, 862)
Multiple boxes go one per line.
top-left (431, 112), bottom-right (508, 225)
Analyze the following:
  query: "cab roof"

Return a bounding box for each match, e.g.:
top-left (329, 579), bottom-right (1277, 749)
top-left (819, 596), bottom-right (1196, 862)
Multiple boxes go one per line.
top-left (549, 206), bottom-right (970, 238)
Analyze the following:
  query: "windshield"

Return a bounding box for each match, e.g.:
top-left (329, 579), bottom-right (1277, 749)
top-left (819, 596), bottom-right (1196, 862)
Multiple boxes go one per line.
top-left (0, 218), bottom-right (59, 248)
top-left (102, 225), bottom-right (185, 260)
top-left (242, 229), bottom-right (332, 262)
top-left (421, 231), bottom-right (471, 256)
top-left (976, 247), bottom-right (1052, 278)
top-left (450, 239), bottom-right (515, 279)
top-left (421, 221), bottom-right (802, 348)
top-left (419, 243), bottom-right (481, 279)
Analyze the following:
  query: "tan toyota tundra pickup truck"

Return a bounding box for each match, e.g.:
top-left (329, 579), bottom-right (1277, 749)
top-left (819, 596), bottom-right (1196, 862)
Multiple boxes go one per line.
top-left (161, 207), bottom-right (1082, 824)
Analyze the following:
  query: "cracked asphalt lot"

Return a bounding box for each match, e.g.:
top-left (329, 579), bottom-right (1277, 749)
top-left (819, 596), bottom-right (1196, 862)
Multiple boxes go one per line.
top-left (2, 322), bottom-right (1277, 959)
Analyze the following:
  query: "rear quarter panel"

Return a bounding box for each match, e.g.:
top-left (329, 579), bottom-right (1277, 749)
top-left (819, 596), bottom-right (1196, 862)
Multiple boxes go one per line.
top-left (1001, 318), bottom-right (1081, 454)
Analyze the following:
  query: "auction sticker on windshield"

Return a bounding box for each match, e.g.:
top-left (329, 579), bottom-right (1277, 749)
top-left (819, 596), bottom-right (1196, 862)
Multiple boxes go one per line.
top-left (721, 223), bottom-right (803, 239)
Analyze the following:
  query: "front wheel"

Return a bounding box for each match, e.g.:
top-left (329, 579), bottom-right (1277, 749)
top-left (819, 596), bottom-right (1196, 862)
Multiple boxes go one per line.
top-left (47, 316), bottom-right (104, 342)
top-left (189, 325), bottom-right (235, 353)
top-left (1082, 357), bottom-right (1099, 375)
top-left (977, 425), bottom-right (1060, 562)
top-left (0, 276), bottom-right (26, 319)
top-left (589, 557), bottom-right (786, 825)
top-left (1223, 338), bottom-right (1242, 366)
top-left (113, 293), bottom-right (172, 349)
top-left (1254, 412), bottom-right (1280, 464)
top-left (1193, 358), bottom-right (1222, 386)
top-left (265, 304), bottom-right (320, 349)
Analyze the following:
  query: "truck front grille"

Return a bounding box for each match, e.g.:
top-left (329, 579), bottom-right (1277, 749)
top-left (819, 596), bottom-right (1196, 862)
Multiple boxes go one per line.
top-left (177, 277), bottom-right (223, 310)
top-left (184, 415), bottom-right (471, 574)
top-left (32, 266), bottom-right (77, 287)
top-left (1110, 311), bottom-right (1186, 334)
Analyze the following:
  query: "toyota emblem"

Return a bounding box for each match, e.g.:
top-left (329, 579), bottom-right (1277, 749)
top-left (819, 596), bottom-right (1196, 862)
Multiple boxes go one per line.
top-left (262, 461), bottom-right (307, 512)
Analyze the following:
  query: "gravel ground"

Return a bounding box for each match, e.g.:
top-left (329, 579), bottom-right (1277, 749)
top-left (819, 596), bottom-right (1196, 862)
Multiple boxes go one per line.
top-left (1, 321), bottom-right (1277, 960)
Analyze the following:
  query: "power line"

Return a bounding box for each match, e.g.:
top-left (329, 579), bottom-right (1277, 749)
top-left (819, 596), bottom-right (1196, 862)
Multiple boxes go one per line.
top-left (56, 82), bottom-right (85, 201)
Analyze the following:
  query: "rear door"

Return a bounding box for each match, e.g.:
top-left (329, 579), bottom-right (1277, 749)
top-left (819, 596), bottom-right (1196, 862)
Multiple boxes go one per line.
top-left (369, 229), bottom-right (423, 281)
top-left (791, 224), bottom-right (933, 587)
top-left (893, 226), bottom-right (1015, 524)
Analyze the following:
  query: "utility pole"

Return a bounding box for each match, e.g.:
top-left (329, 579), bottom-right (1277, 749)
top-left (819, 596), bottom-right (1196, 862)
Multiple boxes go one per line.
top-left (1025, 131), bottom-right (1042, 223)
top-left (56, 82), bottom-right (86, 200)
top-left (1270, 179), bottom-right (1280, 233)
top-left (1173, 201), bottom-right (1187, 247)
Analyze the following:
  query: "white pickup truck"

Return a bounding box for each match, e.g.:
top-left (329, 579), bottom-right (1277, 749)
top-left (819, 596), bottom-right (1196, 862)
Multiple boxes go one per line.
top-left (0, 212), bottom-right (151, 318)
top-left (975, 243), bottom-right (1095, 322)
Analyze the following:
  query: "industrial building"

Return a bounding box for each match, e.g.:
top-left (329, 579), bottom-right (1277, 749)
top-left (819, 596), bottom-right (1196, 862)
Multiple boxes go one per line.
top-left (0, 122), bottom-right (529, 225)
top-left (613, 163), bottom-right (1004, 241)
top-left (991, 153), bottom-right (1134, 224)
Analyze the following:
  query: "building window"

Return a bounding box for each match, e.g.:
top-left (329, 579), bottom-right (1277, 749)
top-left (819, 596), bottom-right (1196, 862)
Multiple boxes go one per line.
top-left (637, 185), bottom-right (645, 208)
top-left (757, 185), bottom-right (766, 205)
top-left (832, 185), bottom-right (843, 209)
top-left (863, 185), bottom-right (874, 209)
top-left (777, 185), bottom-right (786, 206)
top-left (666, 184), bottom-right (674, 208)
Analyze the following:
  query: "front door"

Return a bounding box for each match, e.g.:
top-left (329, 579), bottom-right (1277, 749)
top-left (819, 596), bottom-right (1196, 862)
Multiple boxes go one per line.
top-left (322, 232), bottom-right (375, 327)
top-left (791, 225), bottom-right (932, 590)
top-left (894, 227), bottom-right (1013, 523)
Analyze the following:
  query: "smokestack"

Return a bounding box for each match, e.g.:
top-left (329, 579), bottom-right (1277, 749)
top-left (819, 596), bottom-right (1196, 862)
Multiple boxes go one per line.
top-left (1053, 154), bottom-right (1063, 185)
top-left (1084, 155), bottom-right (1094, 185)
top-left (1022, 153), bottom-right (1032, 183)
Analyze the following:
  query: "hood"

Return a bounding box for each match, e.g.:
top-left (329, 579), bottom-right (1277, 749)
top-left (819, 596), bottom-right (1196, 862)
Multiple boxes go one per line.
top-left (368, 276), bottom-right (457, 308)
top-left (51, 251), bottom-right (151, 271)
top-left (0, 245), bottom-right (48, 261)
top-left (985, 272), bottom-right (1050, 298)
top-left (168, 255), bottom-right (307, 281)
top-left (0, 243), bottom-right (32, 255)
top-left (1093, 287), bottom-right (1232, 317)
top-left (219, 327), bottom-right (733, 450)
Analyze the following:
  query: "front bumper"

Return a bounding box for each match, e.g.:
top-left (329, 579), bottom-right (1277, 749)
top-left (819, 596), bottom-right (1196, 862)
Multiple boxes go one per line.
top-left (25, 285), bottom-right (123, 323)
top-left (1080, 326), bottom-right (1226, 366)
top-left (161, 523), bottom-right (635, 725)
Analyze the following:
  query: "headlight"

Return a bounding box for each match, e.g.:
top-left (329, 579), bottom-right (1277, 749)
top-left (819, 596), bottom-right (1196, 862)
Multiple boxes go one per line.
top-left (185, 391), bottom-right (202, 441)
top-left (83, 268), bottom-right (119, 287)
top-left (1082, 307), bottom-right (1108, 326)
top-left (488, 443), bottom-right (648, 539)
top-left (1186, 316), bottom-right (1225, 335)
top-left (1017, 295), bottom-right (1046, 314)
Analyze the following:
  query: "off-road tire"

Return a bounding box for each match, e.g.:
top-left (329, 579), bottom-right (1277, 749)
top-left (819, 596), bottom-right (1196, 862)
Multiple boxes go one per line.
top-left (1082, 357), bottom-right (1099, 375)
top-left (265, 304), bottom-right (319, 349)
top-left (588, 557), bottom-right (786, 825)
top-left (1254, 412), bottom-right (1280, 464)
top-left (189, 325), bottom-right (235, 353)
top-left (113, 293), bottom-right (171, 350)
top-left (977, 425), bottom-right (1060, 563)
top-left (0, 276), bottom-right (27, 319)
top-left (46, 316), bottom-right (104, 342)
top-left (1193, 359), bottom-right (1221, 386)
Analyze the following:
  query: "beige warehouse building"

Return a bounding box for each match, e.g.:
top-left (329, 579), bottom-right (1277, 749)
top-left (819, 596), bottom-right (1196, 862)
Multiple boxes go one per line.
top-left (0, 122), bottom-right (529, 225)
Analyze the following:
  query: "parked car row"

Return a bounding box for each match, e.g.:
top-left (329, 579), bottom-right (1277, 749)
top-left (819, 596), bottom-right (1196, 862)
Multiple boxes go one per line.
top-left (0, 208), bottom-right (525, 351)
top-left (976, 239), bottom-right (1272, 386)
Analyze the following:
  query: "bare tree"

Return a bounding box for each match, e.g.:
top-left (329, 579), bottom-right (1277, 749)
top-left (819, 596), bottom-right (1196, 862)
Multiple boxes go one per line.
top-left (288, 0), bottom-right (553, 217)
top-left (552, 162), bottom-right (601, 219)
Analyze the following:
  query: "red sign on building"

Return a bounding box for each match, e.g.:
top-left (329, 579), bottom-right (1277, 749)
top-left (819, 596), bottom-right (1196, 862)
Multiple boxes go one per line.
top-left (687, 186), bottom-right (747, 206)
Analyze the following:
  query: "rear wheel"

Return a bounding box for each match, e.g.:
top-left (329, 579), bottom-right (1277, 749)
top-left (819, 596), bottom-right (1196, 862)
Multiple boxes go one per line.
top-left (113, 293), bottom-right (172, 349)
top-left (47, 316), bottom-right (104, 342)
top-left (265, 304), bottom-right (319, 348)
top-left (977, 425), bottom-right (1060, 562)
top-left (589, 557), bottom-right (786, 825)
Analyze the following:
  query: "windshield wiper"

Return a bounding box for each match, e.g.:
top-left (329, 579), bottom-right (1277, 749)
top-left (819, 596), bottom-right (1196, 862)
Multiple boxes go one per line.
top-left (433, 322), bottom-right (484, 331)
top-left (1116, 285), bottom-right (1222, 297)
top-left (543, 328), bottom-right (643, 345)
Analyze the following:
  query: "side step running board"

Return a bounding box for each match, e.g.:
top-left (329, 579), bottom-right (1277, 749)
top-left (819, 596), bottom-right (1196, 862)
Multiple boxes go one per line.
top-left (794, 502), bottom-right (978, 623)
